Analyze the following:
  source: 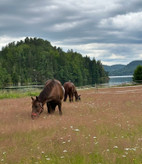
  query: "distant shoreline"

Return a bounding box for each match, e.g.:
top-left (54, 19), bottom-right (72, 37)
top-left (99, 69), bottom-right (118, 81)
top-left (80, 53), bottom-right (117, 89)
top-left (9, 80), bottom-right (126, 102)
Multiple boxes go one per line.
top-left (109, 75), bottom-right (133, 78)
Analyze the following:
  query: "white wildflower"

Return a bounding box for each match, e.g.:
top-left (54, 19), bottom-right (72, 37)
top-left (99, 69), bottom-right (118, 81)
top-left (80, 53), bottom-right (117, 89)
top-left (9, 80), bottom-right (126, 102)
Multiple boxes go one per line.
top-left (63, 150), bottom-right (67, 153)
top-left (124, 148), bottom-right (129, 151)
top-left (132, 148), bottom-right (136, 151)
top-left (74, 129), bottom-right (80, 132)
top-left (113, 146), bottom-right (118, 149)
top-left (1, 159), bottom-right (4, 162)
top-left (122, 155), bottom-right (126, 158)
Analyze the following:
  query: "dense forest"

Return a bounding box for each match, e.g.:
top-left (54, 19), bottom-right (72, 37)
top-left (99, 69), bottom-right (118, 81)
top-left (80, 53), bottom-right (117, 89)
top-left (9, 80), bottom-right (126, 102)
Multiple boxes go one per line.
top-left (0, 37), bottom-right (108, 88)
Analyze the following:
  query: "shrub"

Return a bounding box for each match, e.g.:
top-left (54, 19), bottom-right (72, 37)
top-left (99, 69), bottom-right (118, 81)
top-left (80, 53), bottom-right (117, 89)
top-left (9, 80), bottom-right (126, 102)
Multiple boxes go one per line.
top-left (133, 65), bottom-right (142, 83)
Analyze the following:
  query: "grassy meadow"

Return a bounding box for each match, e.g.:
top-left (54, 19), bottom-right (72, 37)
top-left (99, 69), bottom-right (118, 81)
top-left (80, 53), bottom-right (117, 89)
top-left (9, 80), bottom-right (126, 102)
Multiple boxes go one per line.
top-left (0, 86), bottom-right (142, 163)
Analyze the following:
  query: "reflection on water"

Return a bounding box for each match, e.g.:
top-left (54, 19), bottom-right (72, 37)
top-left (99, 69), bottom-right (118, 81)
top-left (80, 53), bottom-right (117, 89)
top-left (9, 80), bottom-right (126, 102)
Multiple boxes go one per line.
top-left (109, 75), bottom-right (133, 86)
top-left (0, 75), bottom-right (134, 92)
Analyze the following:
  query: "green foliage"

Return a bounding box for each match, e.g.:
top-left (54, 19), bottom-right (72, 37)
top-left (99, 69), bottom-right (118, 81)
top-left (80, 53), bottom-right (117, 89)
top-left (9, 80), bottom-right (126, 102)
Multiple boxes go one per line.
top-left (0, 64), bottom-right (11, 88)
top-left (0, 37), bottom-right (108, 87)
top-left (133, 65), bottom-right (142, 83)
top-left (0, 90), bottom-right (40, 99)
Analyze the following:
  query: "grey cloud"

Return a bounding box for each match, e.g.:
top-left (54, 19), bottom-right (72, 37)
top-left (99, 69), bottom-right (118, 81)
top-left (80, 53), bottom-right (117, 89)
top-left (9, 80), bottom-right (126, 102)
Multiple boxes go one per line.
top-left (0, 0), bottom-right (142, 65)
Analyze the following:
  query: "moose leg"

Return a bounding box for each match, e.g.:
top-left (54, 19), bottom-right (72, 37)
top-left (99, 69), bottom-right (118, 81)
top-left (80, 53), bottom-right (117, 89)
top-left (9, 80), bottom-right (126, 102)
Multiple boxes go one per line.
top-left (64, 92), bottom-right (67, 102)
top-left (50, 102), bottom-right (56, 113)
top-left (69, 92), bottom-right (73, 102)
top-left (46, 102), bottom-right (51, 114)
top-left (58, 101), bottom-right (62, 115)
top-left (71, 93), bottom-right (73, 102)
top-left (69, 93), bottom-right (72, 102)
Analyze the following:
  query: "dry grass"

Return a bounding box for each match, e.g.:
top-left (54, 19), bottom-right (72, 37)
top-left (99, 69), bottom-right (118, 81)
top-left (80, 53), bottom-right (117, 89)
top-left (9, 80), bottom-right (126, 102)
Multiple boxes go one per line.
top-left (1, 85), bottom-right (142, 163)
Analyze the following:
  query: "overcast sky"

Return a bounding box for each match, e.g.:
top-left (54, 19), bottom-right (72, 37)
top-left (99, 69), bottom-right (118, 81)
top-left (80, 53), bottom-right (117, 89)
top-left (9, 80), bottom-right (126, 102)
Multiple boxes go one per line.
top-left (0, 0), bottom-right (142, 65)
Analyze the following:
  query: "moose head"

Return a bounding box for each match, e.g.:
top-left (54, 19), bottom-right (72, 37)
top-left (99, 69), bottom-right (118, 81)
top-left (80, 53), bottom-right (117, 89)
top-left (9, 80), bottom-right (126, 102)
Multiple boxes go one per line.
top-left (31, 96), bottom-right (44, 119)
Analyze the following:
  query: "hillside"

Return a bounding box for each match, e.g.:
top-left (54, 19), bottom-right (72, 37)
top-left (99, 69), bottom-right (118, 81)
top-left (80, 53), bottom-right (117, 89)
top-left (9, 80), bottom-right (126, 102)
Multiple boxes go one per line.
top-left (0, 37), bottom-right (108, 88)
top-left (103, 64), bottom-right (125, 73)
top-left (104, 60), bottom-right (142, 76)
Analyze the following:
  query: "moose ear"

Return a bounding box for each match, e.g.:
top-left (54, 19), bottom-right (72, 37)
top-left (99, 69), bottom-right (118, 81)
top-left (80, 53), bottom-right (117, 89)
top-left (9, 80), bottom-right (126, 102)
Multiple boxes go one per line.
top-left (31, 97), bottom-right (35, 101)
top-left (36, 96), bottom-right (38, 100)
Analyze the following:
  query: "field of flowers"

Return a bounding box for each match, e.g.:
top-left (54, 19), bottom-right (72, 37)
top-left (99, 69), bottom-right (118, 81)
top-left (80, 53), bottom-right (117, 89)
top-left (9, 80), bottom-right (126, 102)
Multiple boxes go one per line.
top-left (0, 85), bottom-right (142, 164)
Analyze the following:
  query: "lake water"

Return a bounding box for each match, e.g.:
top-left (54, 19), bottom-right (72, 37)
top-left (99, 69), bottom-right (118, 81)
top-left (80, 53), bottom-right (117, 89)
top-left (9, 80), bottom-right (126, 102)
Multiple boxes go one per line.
top-left (108, 75), bottom-right (133, 86)
top-left (1, 75), bottom-right (134, 91)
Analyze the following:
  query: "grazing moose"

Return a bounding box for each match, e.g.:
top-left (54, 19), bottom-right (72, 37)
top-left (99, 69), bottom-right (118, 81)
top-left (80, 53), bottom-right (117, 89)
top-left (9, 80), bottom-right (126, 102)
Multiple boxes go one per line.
top-left (31, 79), bottom-right (64, 119)
top-left (63, 81), bottom-right (81, 102)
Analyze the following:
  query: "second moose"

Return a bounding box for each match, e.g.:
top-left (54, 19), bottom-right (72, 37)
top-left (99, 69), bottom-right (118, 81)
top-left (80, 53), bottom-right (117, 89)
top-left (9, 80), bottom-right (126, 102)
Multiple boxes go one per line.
top-left (63, 81), bottom-right (81, 102)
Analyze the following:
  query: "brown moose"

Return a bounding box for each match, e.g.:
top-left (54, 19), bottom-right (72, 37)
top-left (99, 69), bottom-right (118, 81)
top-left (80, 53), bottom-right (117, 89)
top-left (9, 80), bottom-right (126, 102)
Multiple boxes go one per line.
top-left (31, 79), bottom-right (64, 119)
top-left (63, 81), bottom-right (81, 102)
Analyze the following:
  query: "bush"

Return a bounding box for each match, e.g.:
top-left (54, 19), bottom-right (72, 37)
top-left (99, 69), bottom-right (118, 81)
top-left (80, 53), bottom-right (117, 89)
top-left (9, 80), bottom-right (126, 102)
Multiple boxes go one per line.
top-left (133, 65), bottom-right (142, 83)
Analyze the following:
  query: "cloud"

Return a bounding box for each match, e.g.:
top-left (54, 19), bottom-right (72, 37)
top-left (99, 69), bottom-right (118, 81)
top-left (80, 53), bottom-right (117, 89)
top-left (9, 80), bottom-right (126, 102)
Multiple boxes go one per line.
top-left (139, 54), bottom-right (142, 58)
top-left (109, 54), bottom-right (125, 59)
top-left (48, 20), bottom-right (87, 32)
top-left (0, 0), bottom-right (142, 65)
top-left (0, 36), bottom-right (26, 49)
top-left (99, 12), bottom-right (142, 31)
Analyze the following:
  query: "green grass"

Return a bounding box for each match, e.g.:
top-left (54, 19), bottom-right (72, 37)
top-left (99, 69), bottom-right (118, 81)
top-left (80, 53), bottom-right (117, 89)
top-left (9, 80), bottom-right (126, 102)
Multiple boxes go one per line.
top-left (0, 90), bottom-right (40, 99)
top-left (1, 122), bottom-right (142, 164)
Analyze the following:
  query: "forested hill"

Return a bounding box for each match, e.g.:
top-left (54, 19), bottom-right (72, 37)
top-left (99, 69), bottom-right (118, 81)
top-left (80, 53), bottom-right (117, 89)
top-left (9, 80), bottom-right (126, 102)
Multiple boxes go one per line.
top-left (103, 64), bottom-right (125, 74)
top-left (103, 60), bottom-right (142, 76)
top-left (0, 37), bottom-right (108, 88)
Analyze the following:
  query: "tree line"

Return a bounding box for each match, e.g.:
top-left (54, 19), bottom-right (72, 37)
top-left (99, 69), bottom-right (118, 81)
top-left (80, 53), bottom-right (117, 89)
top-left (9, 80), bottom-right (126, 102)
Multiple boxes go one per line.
top-left (0, 37), bottom-right (109, 88)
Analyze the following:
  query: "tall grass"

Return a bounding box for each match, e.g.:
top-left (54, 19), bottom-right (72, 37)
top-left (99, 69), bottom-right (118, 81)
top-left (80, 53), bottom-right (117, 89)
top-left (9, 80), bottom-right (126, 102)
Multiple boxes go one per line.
top-left (0, 86), bottom-right (142, 163)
